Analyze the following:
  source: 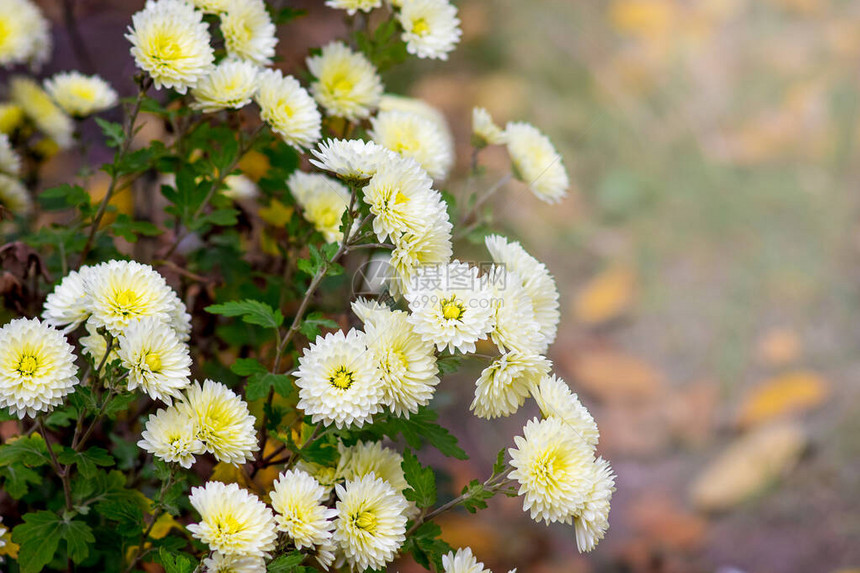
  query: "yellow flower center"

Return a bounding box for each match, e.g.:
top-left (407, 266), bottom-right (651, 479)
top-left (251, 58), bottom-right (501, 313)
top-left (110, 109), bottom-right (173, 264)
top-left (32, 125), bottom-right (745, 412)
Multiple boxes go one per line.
top-left (0, 20), bottom-right (10, 49)
top-left (328, 73), bottom-right (355, 96)
top-left (69, 82), bottom-right (97, 103)
top-left (151, 32), bottom-right (182, 63)
top-left (113, 289), bottom-right (141, 316)
top-left (329, 366), bottom-right (355, 390)
top-left (412, 17), bottom-right (430, 36)
top-left (441, 297), bottom-right (465, 321)
top-left (144, 351), bottom-right (162, 372)
top-left (17, 354), bottom-right (39, 377)
top-left (354, 510), bottom-right (378, 533)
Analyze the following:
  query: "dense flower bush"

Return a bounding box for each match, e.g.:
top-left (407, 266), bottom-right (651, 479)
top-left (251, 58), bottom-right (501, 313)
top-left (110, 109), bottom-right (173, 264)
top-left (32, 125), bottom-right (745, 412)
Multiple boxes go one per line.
top-left (0, 1), bottom-right (614, 571)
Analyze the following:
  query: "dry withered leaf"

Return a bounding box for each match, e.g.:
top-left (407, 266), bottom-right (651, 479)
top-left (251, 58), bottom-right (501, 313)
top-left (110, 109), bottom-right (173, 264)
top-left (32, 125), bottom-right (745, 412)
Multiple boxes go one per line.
top-left (574, 264), bottom-right (637, 325)
top-left (563, 347), bottom-right (665, 402)
top-left (736, 370), bottom-right (829, 428)
top-left (690, 421), bottom-right (807, 512)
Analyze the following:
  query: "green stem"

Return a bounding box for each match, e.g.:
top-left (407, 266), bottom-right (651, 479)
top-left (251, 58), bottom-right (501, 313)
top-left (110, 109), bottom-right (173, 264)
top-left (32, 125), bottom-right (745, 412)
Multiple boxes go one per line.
top-left (36, 416), bottom-right (73, 512)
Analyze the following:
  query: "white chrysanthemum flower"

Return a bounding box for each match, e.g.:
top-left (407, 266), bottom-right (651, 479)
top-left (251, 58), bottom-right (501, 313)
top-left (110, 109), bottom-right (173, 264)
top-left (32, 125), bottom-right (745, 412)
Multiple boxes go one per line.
top-left (167, 290), bottom-right (192, 342)
top-left (118, 317), bottom-right (191, 404)
top-left (0, 318), bottom-right (78, 418)
top-left (397, 0), bottom-right (461, 61)
top-left (362, 155), bottom-right (437, 241)
top-left (481, 265), bottom-right (543, 354)
top-left (295, 461), bottom-right (341, 497)
top-left (188, 481), bottom-right (277, 557)
top-left (350, 297), bottom-right (390, 326)
top-left (84, 260), bottom-right (177, 336)
top-left (379, 94), bottom-right (454, 160)
top-left (472, 107), bottom-right (506, 147)
top-left (505, 122), bottom-right (569, 204)
top-left (255, 69), bottom-right (322, 150)
top-left (0, 173), bottom-right (32, 216)
top-left (404, 260), bottom-right (494, 354)
top-left (0, 0), bottom-right (51, 69)
top-left (295, 329), bottom-right (384, 429)
top-left (202, 552), bottom-right (266, 573)
top-left (363, 309), bottom-right (439, 416)
top-left (78, 320), bottom-right (118, 365)
top-left (485, 235), bottom-right (560, 349)
top-left (44, 72), bottom-right (118, 117)
top-left (307, 42), bottom-right (383, 121)
top-left (532, 374), bottom-right (599, 448)
top-left (288, 171), bottom-right (351, 244)
top-left (270, 469), bottom-right (338, 550)
top-left (220, 0), bottom-right (277, 66)
top-left (370, 110), bottom-right (453, 181)
top-left (326, 0), bottom-right (381, 15)
top-left (336, 441), bottom-right (408, 492)
top-left (126, 0), bottom-right (214, 93)
top-left (441, 547), bottom-right (491, 573)
top-left (191, 59), bottom-right (259, 113)
top-left (10, 77), bottom-right (74, 148)
top-left (178, 379), bottom-right (259, 464)
top-left (389, 206), bottom-right (453, 297)
top-left (509, 417), bottom-right (595, 525)
top-left (0, 134), bottom-right (20, 176)
top-left (310, 138), bottom-right (396, 183)
top-left (574, 457), bottom-right (615, 553)
top-left (333, 474), bottom-right (409, 571)
top-left (137, 405), bottom-right (204, 468)
top-left (189, 0), bottom-right (228, 13)
top-left (471, 351), bottom-right (550, 419)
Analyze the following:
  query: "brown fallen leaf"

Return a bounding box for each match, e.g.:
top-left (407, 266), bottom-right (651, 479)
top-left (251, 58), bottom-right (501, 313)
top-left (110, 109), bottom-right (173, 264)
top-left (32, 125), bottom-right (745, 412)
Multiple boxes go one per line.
top-left (573, 264), bottom-right (637, 326)
top-left (630, 494), bottom-right (708, 551)
top-left (562, 348), bottom-right (664, 402)
top-left (756, 327), bottom-right (802, 367)
top-left (736, 370), bottom-right (829, 428)
top-left (690, 421), bottom-right (807, 512)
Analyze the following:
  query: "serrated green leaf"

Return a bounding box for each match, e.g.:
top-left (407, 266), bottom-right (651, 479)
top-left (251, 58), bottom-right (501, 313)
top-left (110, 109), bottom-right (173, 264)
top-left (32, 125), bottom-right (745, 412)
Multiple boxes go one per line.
top-left (267, 551), bottom-right (305, 572)
top-left (370, 407), bottom-right (467, 460)
top-left (402, 449), bottom-right (437, 508)
top-left (493, 448), bottom-right (507, 476)
top-left (460, 479), bottom-right (495, 514)
top-left (298, 311), bottom-right (339, 339)
top-left (0, 463), bottom-right (42, 498)
top-left (0, 434), bottom-right (52, 467)
top-left (58, 446), bottom-right (115, 479)
top-left (12, 511), bottom-right (95, 572)
top-left (95, 117), bottom-right (124, 148)
top-left (244, 372), bottom-right (291, 402)
top-left (403, 521), bottom-right (451, 571)
top-left (156, 547), bottom-right (197, 573)
top-left (231, 358), bottom-right (268, 376)
top-left (111, 213), bottom-right (161, 242)
top-left (206, 299), bottom-right (284, 329)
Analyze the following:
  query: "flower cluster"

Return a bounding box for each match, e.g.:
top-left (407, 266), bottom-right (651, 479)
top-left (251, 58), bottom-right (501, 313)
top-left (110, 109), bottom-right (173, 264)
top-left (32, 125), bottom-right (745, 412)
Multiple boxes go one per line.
top-left (0, 0), bottom-right (611, 571)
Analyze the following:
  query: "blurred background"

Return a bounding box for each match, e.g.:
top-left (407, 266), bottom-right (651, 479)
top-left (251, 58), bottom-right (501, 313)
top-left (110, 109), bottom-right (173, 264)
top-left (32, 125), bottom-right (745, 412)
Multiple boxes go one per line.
top-left (10, 0), bottom-right (860, 571)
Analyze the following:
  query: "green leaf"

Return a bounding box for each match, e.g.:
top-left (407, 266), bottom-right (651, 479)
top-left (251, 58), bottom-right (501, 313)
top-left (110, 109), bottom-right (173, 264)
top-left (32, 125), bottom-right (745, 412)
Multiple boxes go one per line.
top-left (436, 353), bottom-right (462, 376)
top-left (194, 207), bottom-right (239, 229)
top-left (0, 434), bottom-right (52, 467)
top-left (206, 299), bottom-right (284, 329)
top-left (245, 372), bottom-right (291, 401)
top-left (0, 407), bottom-right (15, 421)
top-left (58, 446), bottom-right (115, 479)
top-left (95, 117), bottom-right (124, 148)
top-left (12, 511), bottom-right (95, 572)
top-left (156, 547), bottom-right (197, 573)
top-left (231, 358), bottom-right (267, 376)
top-left (298, 311), bottom-right (339, 339)
top-left (492, 448), bottom-right (507, 476)
top-left (460, 479), bottom-right (495, 513)
top-left (267, 551), bottom-right (305, 572)
top-left (38, 183), bottom-right (91, 211)
top-left (403, 521), bottom-right (451, 571)
top-left (111, 213), bottom-right (161, 242)
top-left (371, 407), bottom-right (467, 460)
top-left (0, 463), bottom-right (42, 498)
top-left (401, 449), bottom-right (437, 508)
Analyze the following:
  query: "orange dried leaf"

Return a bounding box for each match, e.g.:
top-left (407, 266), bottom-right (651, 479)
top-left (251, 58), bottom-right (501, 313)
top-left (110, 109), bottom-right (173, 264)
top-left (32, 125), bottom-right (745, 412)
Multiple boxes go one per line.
top-left (566, 348), bottom-right (664, 402)
top-left (737, 370), bottom-right (829, 428)
top-left (574, 265), bottom-right (636, 325)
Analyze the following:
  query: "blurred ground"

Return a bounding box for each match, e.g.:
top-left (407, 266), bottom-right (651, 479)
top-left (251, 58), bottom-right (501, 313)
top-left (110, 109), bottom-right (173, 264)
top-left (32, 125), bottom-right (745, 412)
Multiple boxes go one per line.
top-left (12, 0), bottom-right (860, 571)
top-left (408, 1), bottom-right (860, 572)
